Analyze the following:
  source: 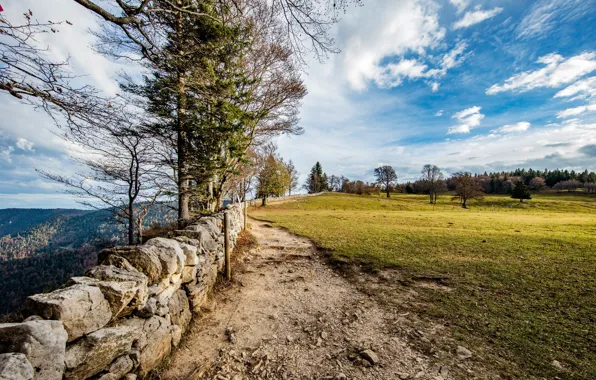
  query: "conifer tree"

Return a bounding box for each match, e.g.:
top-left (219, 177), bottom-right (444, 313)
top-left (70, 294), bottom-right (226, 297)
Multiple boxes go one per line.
top-left (511, 180), bottom-right (532, 202)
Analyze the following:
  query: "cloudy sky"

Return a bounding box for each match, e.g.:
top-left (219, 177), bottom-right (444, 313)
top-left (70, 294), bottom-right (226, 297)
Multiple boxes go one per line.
top-left (1, 0), bottom-right (596, 208)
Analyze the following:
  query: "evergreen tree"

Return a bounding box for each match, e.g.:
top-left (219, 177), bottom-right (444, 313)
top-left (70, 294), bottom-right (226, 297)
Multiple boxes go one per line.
top-left (511, 180), bottom-right (532, 202)
top-left (305, 162), bottom-right (327, 193)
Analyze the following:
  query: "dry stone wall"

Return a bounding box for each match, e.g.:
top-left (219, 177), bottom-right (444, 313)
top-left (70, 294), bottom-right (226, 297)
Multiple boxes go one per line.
top-left (0, 204), bottom-right (244, 380)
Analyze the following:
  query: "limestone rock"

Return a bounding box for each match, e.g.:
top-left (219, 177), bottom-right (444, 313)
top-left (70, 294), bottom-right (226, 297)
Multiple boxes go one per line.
top-left (171, 325), bottom-right (182, 348)
top-left (173, 236), bottom-right (201, 247)
top-left (0, 353), bottom-right (34, 380)
top-left (23, 285), bottom-right (111, 342)
top-left (67, 277), bottom-right (140, 319)
top-left (168, 290), bottom-right (191, 333)
top-left (108, 355), bottom-right (135, 378)
top-left (98, 245), bottom-right (162, 285)
top-left (0, 320), bottom-right (67, 380)
top-left (144, 238), bottom-right (185, 276)
top-left (86, 265), bottom-right (149, 311)
top-left (178, 242), bottom-right (199, 266)
top-left (64, 326), bottom-right (139, 380)
top-left (116, 316), bottom-right (172, 376)
top-left (178, 226), bottom-right (217, 251)
top-left (138, 298), bottom-right (157, 318)
top-left (182, 265), bottom-right (197, 284)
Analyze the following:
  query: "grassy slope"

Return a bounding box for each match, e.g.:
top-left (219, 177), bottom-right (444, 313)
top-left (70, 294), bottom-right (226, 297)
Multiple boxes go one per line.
top-left (250, 192), bottom-right (596, 379)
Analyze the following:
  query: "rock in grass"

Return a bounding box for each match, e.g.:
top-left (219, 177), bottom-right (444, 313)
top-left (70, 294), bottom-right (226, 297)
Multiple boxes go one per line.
top-left (456, 345), bottom-right (472, 360)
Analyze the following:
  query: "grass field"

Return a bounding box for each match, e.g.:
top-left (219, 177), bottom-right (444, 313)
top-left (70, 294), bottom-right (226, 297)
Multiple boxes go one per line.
top-left (250, 192), bottom-right (596, 379)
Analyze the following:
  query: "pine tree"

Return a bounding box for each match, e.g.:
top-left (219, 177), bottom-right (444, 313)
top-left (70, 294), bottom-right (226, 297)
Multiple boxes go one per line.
top-left (511, 180), bottom-right (532, 202)
top-left (305, 162), bottom-right (326, 193)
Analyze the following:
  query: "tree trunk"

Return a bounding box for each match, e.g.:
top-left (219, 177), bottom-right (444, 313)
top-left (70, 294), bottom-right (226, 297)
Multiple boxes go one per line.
top-left (520, 199), bottom-right (523, 202)
top-left (262, 196), bottom-right (267, 206)
top-left (386, 189), bottom-right (390, 198)
top-left (462, 198), bottom-right (467, 208)
top-left (128, 204), bottom-right (134, 245)
top-left (176, 9), bottom-right (190, 228)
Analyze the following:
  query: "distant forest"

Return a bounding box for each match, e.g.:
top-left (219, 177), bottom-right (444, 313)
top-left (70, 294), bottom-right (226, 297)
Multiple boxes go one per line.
top-left (304, 163), bottom-right (596, 196)
top-left (0, 205), bottom-right (176, 317)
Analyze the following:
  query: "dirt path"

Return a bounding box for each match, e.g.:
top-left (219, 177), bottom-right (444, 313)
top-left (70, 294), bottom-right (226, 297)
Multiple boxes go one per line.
top-left (159, 218), bottom-right (451, 380)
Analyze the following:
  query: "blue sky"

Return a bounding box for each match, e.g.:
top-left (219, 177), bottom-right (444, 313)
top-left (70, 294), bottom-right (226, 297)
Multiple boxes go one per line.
top-left (1, 0), bottom-right (596, 208)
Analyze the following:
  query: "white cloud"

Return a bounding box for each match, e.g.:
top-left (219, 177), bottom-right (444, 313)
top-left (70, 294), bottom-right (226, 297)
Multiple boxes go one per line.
top-left (517, 0), bottom-right (592, 40)
top-left (371, 40), bottom-right (468, 89)
top-left (453, 7), bottom-right (503, 30)
top-left (486, 52), bottom-right (596, 95)
top-left (440, 41), bottom-right (468, 70)
top-left (15, 138), bottom-right (35, 151)
top-left (1, 146), bottom-right (14, 163)
top-left (374, 59), bottom-right (431, 88)
top-left (448, 106), bottom-right (484, 134)
top-left (449, 0), bottom-right (470, 14)
top-left (435, 109), bottom-right (444, 116)
top-left (492, 121), bottom-right (531, 133)
top-left (340, 0), bottom-right (446, 90)
top-left (554, 76), bottom-right (596, 100)
top-left (556, 104), bottom-right (596, 118)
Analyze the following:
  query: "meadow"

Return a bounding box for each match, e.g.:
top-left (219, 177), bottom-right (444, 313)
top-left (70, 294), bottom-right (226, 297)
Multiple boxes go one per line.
top-left (250, 192), bottom-right (596, 379)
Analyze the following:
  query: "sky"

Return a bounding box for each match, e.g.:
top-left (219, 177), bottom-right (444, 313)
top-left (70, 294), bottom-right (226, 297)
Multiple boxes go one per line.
top-left (1, 0), bottom-right (596, 208)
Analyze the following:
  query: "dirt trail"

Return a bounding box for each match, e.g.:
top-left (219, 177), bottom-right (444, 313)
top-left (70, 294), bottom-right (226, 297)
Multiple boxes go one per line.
top-left (160, 218), bottom-right (451, 380)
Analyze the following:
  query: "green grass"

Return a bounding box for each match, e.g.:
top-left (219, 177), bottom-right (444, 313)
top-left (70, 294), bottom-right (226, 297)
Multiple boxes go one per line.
top-left (250, 192), bottom-right (596, 379)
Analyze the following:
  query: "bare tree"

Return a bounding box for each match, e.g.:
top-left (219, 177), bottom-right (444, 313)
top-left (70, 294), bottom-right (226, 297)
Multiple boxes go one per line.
top-left (529, 177), bottom-right (546, 192)
top-left (328, 174), bottom-right (341, 192)
top-left (421, 164), bottom-right (444, 204)
top-left (39, 109), bottom-right (163, 245)
top-left (374, 165), bottom-right (397, 198)
top-left (286, 160), bottom-right (300, 196)
top-left (0, 7), bottom-right (114, 129)
top-left (451, 172), bottom-right (483, 208)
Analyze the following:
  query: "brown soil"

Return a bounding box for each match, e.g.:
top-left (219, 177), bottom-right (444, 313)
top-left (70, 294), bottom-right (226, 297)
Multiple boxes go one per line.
top-left (158, 218), bottom-right (486, 380)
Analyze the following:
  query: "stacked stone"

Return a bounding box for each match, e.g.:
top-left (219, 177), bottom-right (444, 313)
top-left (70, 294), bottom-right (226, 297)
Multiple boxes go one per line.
top-left (0, 204), bottom-right (243, 380)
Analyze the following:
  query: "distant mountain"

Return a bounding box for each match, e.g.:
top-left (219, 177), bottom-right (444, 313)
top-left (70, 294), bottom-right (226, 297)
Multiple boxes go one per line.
top-left (0, 208), bottom-right (90, 237)
top-left (0, 204), bottom-right (177, 317)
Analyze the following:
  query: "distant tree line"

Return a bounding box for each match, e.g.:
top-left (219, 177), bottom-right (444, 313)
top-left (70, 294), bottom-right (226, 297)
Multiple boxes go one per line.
top-left (302, 162), bottom-right (596, 208)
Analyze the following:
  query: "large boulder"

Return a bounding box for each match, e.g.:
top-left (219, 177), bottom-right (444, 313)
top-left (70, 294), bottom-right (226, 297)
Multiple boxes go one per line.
top-left (116, 317), bottom-right (171, 377)
top-left (64, 326), bottom-right (139, 380)
top-left (67, 277), bottom-right (141, 319)
top-left (98, 246), bottom-right (162, 285)
top-left (0, 353), bottom-right (34, 380)
top-left (168, 290), bottom-right (191, 333)
top-left (23, 285), bottom-right (111, 342)
top-left (86, 265), bottom-right (149, 314)
top-left (144, 238), bottom-right (185, 276)
top-left (0, 320), bottom-right (67, 380)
